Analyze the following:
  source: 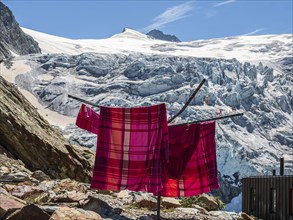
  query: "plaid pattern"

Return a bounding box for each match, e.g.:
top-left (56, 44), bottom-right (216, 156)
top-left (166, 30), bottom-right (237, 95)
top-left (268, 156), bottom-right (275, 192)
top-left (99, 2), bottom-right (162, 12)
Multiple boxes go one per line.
top-left (156, 121), bottom-right (219, 197)
top-left (76, 104), bottom-right (218, 197)
top-left (76, 103), bottom-right (169, 193)
top-left (76, 104), bottom-right (100, 135)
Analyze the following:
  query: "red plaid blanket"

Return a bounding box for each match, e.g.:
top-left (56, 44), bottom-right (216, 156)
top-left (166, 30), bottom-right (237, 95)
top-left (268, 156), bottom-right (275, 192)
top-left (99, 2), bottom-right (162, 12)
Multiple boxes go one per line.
top-left (76, 104), bottom-right (169, 193)
top-left (76, 104), bottom-right (218, 196)
top-left (157, 122), bottom-right (219, 197)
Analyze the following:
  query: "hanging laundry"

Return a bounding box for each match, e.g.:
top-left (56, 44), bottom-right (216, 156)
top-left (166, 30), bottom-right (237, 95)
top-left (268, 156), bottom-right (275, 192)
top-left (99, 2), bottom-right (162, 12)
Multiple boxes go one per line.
top-left (157, 121), bottom-right (219, 197)
top-left (76, 104), bottom-right (99, 135)
top-left (76, 103), bottom-right (169, 194)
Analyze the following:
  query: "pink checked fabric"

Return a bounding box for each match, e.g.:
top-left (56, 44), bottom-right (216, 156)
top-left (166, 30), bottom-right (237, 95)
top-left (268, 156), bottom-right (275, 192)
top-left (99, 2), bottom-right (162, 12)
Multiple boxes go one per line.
top-left (76, 103), bottom-right (169, 194)
top-left (76, 104), bottom-right (100, 135)
top-left (157, 121), bottom-right (219, 197)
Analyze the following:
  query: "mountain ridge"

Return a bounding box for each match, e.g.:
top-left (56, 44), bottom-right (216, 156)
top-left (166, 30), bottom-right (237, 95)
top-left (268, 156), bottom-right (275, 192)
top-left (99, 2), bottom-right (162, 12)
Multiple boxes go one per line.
top-left (146, 29), bottom-right (181, 42)
top-left (0, 2), bottom-right (41, 59)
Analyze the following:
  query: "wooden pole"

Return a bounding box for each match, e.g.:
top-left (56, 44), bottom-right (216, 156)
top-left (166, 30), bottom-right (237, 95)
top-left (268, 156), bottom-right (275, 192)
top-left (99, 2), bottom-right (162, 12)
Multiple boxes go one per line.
top-left (157, 191), bottom-right (161, 220)
top-left (168, 112), bottom-right (244, 127)
top-left (68, 78), bottom-right (206, 116)
top-left (168, 78), bottom-right (206, 123)
top-left (68, 94), bottom-right (101, 108)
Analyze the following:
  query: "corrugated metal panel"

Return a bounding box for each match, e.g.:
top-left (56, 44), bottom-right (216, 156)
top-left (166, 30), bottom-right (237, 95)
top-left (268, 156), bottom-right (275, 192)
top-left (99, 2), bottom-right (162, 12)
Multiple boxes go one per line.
top-left (242, 176), bottom-right (293, 220)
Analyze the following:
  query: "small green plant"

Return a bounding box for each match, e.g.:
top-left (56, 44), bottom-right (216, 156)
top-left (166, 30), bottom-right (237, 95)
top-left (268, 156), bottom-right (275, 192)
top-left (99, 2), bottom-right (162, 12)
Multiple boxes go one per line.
top-left (180, 196), bottom-right (198, 207)
top-left (214, 196), bottom-right (225, 210)
top-left (179, 195), bottom-right (225, 211)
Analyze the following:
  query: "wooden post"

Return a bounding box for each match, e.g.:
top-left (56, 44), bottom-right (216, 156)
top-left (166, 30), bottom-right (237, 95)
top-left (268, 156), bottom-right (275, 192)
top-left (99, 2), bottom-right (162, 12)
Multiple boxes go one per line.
top-left (280, 157), bottom-right (284, 175)
top-left (157, 191), bottom-right (161, 220)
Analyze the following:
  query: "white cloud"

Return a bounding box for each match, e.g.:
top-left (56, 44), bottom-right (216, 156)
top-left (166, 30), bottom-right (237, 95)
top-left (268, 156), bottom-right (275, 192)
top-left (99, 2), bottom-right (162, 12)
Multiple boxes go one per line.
top-left (140, 2), bottom-right (193, 33)
top-left (214, 0), bottom-right (236, 7)
top-left (241, 28), bottom-right (265, 36)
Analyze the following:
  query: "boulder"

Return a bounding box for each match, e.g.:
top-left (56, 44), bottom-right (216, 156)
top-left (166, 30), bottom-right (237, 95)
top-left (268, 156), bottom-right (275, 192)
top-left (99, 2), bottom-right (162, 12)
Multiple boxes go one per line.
top-left (0, 193), bottom-right (25, 218)
top-left (196, 194), bottom-right (221, 211)
top-left (134, 193), bottom-right (157, 209)
top-left (79, 195), bottom-right (114, 217)
top-left (50, 207), bottom-right (102, 220)
top-left (117, 190), bottom-right (134, 203)
top-left (0, 76), bottom-right (94, 182)
top-left (241, 212), bottom-right (254, 220)
top-left (11, 185), bottom-right (43, 199)
top-left (161, 197), bottom-right (181, 208)
top-left (32, 170), bottom-right (51, 181)
top-left (5, 204), bottom-right (50, 220)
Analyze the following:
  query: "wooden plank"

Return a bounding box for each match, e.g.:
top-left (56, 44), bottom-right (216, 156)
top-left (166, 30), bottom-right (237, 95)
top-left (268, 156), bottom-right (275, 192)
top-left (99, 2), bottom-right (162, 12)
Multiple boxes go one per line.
top-left (253, 177), bottom-right (257, 217)
top-left (263, 177), bottom-right (270, 219)
top-left (282, 176), bottom-right (286, 220)
top-left (242, 178), bottom-right (247, 213)
top-left (259, 177), bottom-right (263, 219)
top-left (276, 176), bottom-right (281, 220)
top-left (289, 176), bottom-right (293, 219)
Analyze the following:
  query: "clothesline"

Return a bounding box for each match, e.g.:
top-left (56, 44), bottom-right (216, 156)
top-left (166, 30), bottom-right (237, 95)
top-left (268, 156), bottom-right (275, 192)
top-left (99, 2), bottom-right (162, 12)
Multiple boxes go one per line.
top-left (168, 112), bottom-right (244, 127)
top-left (68, 94), bottom-right (244, 125)
top-left (68, 78), bottom-right (206, 112)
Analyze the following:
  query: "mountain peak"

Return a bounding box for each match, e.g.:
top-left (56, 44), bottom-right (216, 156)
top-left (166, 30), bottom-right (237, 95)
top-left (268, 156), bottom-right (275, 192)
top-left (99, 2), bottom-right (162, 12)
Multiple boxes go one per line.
top-left (111, 28), bottom-right (150, 41)
top-left (0, 2), bottom-right (41, 59)
top-left (146, 29), bottom-right (181, 42)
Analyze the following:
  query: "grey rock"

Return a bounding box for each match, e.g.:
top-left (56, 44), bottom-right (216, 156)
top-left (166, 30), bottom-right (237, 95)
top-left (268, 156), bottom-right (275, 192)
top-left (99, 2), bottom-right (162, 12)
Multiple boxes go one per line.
top-left (0, 76), bottom-right (94, 182)
top-left (5, 204), bottom-right (50, 220)
top-left (146, 29), bottom-right (181, 42)
top-left (0, 2), bottom-right (41, 59)
top-left (209, 211), bottom-right (236, 220)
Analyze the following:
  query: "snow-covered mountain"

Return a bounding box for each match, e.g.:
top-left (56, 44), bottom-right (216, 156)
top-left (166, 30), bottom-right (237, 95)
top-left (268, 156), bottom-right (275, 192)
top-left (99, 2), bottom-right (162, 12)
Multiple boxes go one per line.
top-left (2, 27), bottom-right (292, 207)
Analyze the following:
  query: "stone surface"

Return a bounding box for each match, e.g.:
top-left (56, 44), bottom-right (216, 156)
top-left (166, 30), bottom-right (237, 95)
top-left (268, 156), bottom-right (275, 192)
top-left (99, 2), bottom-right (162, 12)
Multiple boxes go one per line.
top-left (134, 193), bottom-right (158, 210)
top-left (241, 212), bottom-right (254, 220)
top-left (5, 204), bottom-right (50, 220)
top-left (0, 2), bottom-right (41, 59)
top-left (117, 190), bottom-right (134, 204)
top-left (209, 211), bottom-right (234, 220)
top-left (146, 29), bottom-right (181, 42)
top-left (176, 207), bottom-right (201, 215)
top-left (53, 190), bottom-right (88, 203)
top-left (0, 76), bottom-right (94, 182)
top-left (79, 195), bottom-right (114, 217)
top-left (196, 194), bottom-right (220, 211)
top-left (0, 193), bottom-right (25, 218)
top-left (191, 205), bottom-right (210, 215)
top-left (32, 170), bottom-right (51, 181)
top-left (161, 197), bottom-right (181, 208)
top-left (50, 207), bottom-right (102, 220)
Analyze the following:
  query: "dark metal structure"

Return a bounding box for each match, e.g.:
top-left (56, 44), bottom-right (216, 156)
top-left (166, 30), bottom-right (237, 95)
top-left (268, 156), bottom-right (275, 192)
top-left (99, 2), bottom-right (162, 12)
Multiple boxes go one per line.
top-left (242, 159), bottom-right (293, 220)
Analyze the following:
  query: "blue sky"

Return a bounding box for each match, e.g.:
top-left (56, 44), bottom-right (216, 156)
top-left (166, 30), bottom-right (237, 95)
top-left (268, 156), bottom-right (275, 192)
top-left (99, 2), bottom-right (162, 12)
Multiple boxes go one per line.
top-left (2, 0), bottom-right (293, 41)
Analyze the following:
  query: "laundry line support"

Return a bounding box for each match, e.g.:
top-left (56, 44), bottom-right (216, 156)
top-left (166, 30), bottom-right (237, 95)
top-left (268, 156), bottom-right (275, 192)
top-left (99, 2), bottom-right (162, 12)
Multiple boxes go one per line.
top-left (68, 78), bottom-right (206, 122)
top-left (168, 78), bottom-right (206, 123)
top-left (157, 191), bottom-right (161, 220)
top-left (168, 112), bottom-right (244, 127)
top-left (68, 94), bottom-right (101, 108)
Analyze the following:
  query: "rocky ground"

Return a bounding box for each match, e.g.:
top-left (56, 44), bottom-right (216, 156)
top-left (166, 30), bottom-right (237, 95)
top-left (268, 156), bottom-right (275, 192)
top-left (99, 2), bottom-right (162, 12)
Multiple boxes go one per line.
top-left (0, 150), bottom-right (253, 220)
